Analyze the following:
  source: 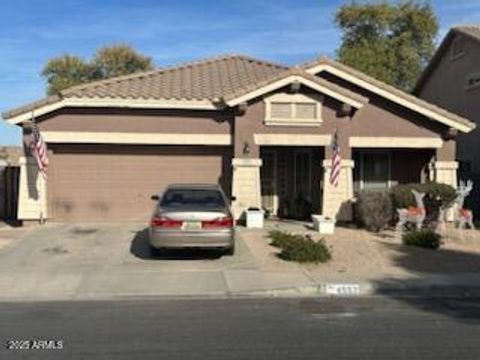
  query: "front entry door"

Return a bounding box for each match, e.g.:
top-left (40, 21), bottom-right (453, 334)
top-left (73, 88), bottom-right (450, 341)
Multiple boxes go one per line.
top-left (261, 151), bottom-right (277, 215)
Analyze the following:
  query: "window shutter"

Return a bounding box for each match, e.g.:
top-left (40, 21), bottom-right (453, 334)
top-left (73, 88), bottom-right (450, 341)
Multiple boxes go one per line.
top-left (295, 103), bottom-right (317, 119)
top-left (270, 102), bottom-right (292, 119)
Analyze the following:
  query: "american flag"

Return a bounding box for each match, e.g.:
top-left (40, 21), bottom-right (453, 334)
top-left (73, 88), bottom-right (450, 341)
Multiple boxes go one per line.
top-left (329, 130), bottom-right (341, 187)
top-left (31, 120), bottom-right (48, 179)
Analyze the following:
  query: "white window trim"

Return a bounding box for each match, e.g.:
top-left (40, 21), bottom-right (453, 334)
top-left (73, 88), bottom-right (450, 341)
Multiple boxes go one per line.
top-left (264, 93), bottom-right (323, 126)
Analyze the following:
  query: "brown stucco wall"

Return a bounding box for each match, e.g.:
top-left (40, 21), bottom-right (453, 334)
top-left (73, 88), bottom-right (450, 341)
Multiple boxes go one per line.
top-left (233, 93), bottom-right (346, 158)
top-left (233, 85), bottom-right (448, 160)
top-left (37, 107), bottom-right (234, 134)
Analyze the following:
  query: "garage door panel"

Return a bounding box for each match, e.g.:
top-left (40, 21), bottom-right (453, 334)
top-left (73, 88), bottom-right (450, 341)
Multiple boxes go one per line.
top-left (48, 145), bottom-right (232, 222)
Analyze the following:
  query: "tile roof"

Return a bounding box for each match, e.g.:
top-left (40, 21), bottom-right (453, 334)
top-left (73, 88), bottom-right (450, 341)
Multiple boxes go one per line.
top-left (2, 53), bottom-right (475, 131)
top-left (454, 25), bottom-right (480, 42)
top-left (2, 54), bottom-right (288, 118)
top-left (63, 54), bottom-right (289, 100)
top-left (223, 67), bottom-right (368, 105)
top-left (303, 56), bottom-right (475, 129)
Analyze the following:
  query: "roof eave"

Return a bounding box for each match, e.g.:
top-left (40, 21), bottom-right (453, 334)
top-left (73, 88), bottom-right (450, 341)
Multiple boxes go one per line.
top-left (225, 74), bottom-right (368, 109)
top-left (413, 29), bottom-right (456, 95)
top-left (3, 97), bottom-right (225, 125)
top-left (304, 59), bottom-right (475, 133)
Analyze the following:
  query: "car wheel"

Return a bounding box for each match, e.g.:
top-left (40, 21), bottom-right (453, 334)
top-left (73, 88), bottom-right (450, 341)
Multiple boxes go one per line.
top-left (224, 245), bottom-right (235, 256)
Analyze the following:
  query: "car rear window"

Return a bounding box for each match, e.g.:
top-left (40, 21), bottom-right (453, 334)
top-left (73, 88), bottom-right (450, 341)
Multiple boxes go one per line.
top-left (160, 189), bottom-right (226, 208)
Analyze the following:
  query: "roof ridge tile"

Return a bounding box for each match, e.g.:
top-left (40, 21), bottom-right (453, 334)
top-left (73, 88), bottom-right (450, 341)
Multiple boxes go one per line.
top-left (61, 53), bottom-right (288, 97)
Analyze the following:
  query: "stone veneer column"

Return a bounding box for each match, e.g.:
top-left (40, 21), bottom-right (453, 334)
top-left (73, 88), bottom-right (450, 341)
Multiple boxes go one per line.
top-left (434, 161), bottom-right (458, 187)
top-left (17, 156), bottom-right (48, 221)
top-left (434, 161), bottom-right (458, 221)
top-left (322, 159), bottom-right (355, 221)
top-left (231, 158), bottom-right (262, 219)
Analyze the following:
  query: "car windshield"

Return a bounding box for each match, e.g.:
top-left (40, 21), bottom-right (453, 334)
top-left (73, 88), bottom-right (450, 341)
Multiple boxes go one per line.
top-left (160, 189), bottom-right (226, 208)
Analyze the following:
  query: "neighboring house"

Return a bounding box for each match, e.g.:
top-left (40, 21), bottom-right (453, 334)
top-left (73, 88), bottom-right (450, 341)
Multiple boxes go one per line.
top-left (2, 54), bottom-right (475, 223)
top-left (414, 25), bottom-right (480, 176)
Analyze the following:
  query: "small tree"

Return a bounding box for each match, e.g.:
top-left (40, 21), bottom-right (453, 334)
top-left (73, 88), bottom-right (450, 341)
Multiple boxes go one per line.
top-left (42, 55), bottom-right (93, 95)
top-left (335, 0), bottom-right (439, 91)
top-left (41, 44), bottom-right (154, 94)
top-left (91, 44), bottom-right (153, 79)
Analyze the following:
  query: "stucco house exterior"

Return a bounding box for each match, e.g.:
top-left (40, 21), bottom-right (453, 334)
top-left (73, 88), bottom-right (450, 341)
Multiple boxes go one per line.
top-left (2, 54), bottom-right (475, 223)
top-left (414, 25), bottom-right (480, 176)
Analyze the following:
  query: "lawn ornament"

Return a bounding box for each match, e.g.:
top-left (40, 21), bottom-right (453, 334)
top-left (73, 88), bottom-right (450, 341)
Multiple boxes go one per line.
top-left (455, 180), bottom-right (475, 230)
top-left (395, 190), bottom-right (426, 237)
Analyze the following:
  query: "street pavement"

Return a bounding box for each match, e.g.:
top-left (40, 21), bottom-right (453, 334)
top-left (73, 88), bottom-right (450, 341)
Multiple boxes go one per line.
top-left (0, 296), bottom-right (479, 359)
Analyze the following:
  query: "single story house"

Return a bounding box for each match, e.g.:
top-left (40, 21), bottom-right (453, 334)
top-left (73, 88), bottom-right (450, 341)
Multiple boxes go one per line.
top-left (2, 54), bottom-right (475, 223)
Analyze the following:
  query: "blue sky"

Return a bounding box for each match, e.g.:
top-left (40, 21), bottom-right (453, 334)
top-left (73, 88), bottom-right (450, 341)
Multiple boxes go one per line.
top-left (1, 0), bottom-right (479, 145)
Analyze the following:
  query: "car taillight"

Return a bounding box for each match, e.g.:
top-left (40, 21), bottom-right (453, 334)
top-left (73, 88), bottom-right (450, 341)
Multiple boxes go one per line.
top-left (151, 217), bottom-right (183, 228)
top-left (202, 216), bottom-right (234, 229)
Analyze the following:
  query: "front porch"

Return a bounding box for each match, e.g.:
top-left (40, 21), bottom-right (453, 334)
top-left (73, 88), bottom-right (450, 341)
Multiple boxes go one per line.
top-left (260, 146), bottom-right (324, 219)
top-left (258, 146), bottom-right (440, 221)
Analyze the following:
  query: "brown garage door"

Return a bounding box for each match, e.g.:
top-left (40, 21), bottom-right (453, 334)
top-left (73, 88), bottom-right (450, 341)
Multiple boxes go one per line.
top-left (48, 144), bottom-right (232, 222)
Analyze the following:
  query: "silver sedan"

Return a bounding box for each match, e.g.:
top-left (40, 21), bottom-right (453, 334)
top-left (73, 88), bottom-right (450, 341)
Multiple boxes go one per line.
top-left (149, 184), bottom-right (235, 256)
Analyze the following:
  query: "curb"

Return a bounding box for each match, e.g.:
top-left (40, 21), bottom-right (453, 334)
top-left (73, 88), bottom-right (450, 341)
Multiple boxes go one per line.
top-left (236, 282), bottom-right (480, 299)
top-left (2, 282), bottom-right (480, 303)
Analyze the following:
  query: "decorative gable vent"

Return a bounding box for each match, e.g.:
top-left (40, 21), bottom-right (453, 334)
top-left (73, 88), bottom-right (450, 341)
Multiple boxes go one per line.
top-left (264, 93), bottom-right (323, 126)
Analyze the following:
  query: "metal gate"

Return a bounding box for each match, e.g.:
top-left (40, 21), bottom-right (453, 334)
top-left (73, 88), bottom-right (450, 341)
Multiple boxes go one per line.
top-left (0, 166), bottom-right (20, 220)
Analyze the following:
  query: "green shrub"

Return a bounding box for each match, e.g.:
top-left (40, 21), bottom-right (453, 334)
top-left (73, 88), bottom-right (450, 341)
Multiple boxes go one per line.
top-left (390, 182), bottom-right (456, 209)
top-left (355, 190), bottom-right (393, 232)
top-left (268, 230), bottom-right (303, 248)
top-left (402, 229), bottom-right (441, 249)
top-left (267, 231), bottom-right (331, 263)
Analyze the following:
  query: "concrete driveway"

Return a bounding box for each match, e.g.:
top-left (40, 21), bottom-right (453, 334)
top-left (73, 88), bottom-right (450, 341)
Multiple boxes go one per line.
top-left (0, 223), bottom-right (311, 301)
